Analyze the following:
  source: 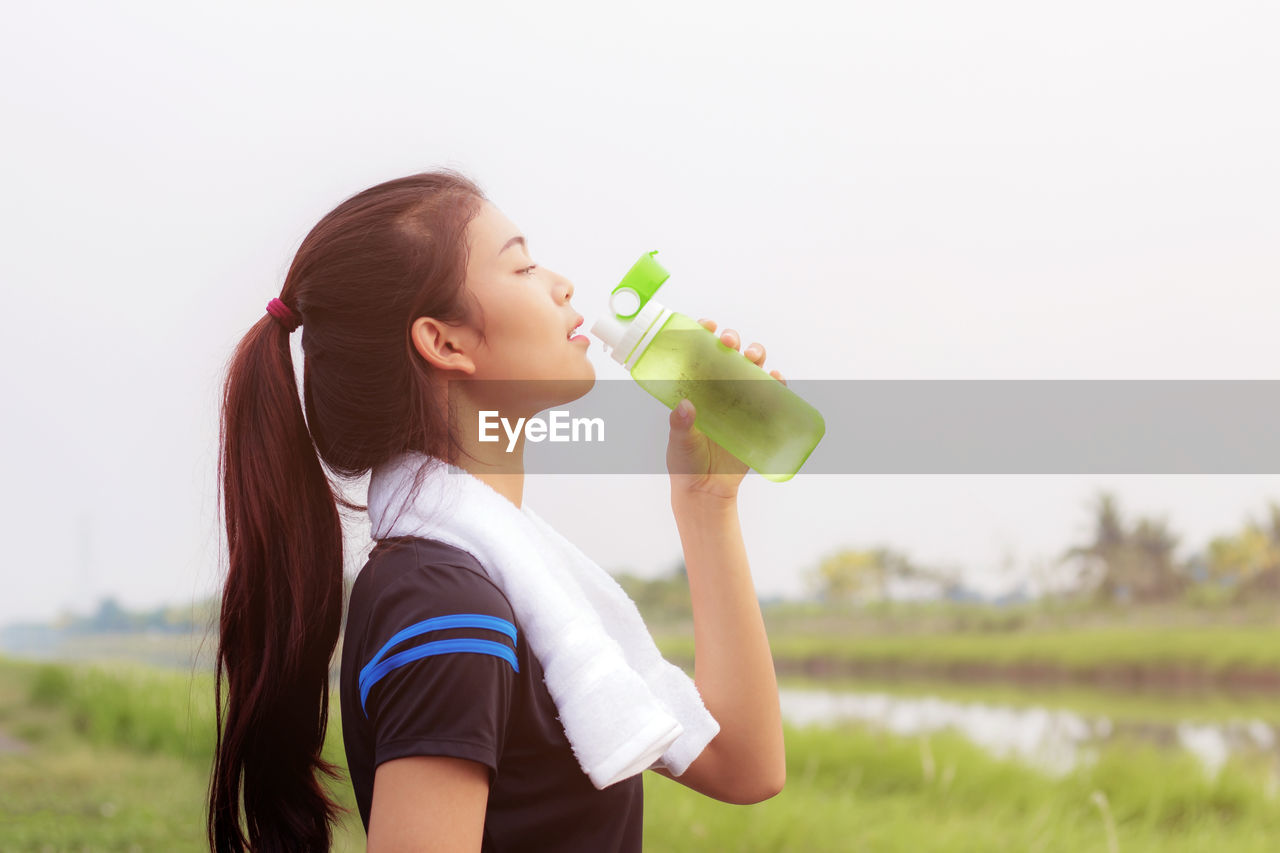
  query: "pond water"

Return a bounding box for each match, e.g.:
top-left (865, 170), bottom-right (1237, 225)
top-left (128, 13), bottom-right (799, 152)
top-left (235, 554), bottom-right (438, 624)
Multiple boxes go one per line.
top-left (778, 685), bottom-right (1280, 777)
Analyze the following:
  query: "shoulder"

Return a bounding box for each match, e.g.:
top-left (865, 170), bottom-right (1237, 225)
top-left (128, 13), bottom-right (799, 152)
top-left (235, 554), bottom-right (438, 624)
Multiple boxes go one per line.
top-left (351, 537), bottom-right (515, 627)
top-left (346, 537), bottom-right (520, 676)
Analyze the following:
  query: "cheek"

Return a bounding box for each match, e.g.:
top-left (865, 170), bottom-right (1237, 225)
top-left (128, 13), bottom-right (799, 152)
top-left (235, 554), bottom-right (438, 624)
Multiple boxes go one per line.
top-left (495, 306), bottom-right (546, 358)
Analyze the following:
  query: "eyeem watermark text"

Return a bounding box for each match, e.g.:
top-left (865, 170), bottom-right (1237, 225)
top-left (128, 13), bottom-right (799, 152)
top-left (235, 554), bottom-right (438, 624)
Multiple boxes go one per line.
top-left (478, 410), bottom-right (606, 452)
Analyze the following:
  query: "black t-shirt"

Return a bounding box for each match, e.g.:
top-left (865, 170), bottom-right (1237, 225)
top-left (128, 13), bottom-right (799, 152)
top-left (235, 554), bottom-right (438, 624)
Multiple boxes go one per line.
top-left (339, 536), bottom-right (643, 851)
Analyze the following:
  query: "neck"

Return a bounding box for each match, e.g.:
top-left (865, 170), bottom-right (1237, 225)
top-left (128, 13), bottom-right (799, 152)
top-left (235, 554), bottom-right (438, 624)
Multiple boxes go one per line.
top-left (465, 468), bottom-right (525, 510)
top-left (446, 392), bottom-right (527, 510)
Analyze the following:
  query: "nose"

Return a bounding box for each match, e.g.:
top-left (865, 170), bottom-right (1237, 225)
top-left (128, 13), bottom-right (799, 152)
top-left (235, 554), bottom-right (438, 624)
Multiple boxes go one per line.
top-left (555, 271), bottom-right (574, 303)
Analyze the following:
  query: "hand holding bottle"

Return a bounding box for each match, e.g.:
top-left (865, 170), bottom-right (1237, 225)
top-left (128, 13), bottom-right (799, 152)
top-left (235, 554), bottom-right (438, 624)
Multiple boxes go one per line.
top-left (666, 318), bottom-right (787, 502)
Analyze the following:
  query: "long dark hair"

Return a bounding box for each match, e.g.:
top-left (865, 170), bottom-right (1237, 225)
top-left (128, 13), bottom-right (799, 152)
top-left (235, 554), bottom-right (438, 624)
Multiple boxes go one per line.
top-left (208, 170), bottom-right (487, 851)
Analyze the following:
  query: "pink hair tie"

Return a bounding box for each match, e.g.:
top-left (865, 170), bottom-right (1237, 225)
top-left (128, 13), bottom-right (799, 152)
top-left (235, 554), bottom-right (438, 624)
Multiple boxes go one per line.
top-left (266, 297), bottom-right (302, 332)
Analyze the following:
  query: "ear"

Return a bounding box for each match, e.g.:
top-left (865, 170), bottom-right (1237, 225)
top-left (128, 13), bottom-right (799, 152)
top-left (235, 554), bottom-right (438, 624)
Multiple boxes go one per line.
top-left (411, 316), bottom-right (477, 375)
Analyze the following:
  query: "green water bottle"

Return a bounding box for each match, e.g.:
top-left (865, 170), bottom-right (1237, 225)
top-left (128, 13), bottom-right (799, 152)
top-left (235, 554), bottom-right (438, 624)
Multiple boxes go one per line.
top-left (589, 251), bottom-right (825, 482)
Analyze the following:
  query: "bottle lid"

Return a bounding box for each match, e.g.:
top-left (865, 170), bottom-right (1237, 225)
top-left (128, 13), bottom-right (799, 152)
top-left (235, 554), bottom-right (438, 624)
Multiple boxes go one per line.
top-left (612, 250), bottom-right (670, 318)
top-left (588, 251), bottom-right (672, 367)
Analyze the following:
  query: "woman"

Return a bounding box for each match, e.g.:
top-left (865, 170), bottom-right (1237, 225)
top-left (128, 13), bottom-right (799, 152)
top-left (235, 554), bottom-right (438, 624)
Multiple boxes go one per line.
top-left (209, 170), bottom-right (786, 851)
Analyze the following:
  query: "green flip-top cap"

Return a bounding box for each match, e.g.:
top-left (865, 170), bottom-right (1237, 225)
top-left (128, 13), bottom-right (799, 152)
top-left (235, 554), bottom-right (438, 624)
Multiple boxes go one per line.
top-left (590, 250), bottom-right (676, 365)
top-left (609, 250), bottom-right (670, 318)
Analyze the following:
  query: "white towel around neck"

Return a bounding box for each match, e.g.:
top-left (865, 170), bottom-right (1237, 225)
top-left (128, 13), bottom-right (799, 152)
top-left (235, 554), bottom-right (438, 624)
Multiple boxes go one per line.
top-left (365, 452), bottom-right (720, 789)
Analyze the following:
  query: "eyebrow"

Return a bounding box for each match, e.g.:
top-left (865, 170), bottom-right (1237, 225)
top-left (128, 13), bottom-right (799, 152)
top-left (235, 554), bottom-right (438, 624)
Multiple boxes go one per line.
top-left (498, 235), bottom-right (527, 256)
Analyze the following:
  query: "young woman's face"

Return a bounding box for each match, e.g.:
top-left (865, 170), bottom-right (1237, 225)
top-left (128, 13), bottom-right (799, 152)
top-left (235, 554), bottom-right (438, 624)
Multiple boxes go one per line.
top-left (456, 201), bottom-right (595, 409)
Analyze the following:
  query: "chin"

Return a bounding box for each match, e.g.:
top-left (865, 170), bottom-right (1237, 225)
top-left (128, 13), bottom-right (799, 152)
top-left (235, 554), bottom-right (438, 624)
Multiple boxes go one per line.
top-left (546, 371), bottom-right (595, 407)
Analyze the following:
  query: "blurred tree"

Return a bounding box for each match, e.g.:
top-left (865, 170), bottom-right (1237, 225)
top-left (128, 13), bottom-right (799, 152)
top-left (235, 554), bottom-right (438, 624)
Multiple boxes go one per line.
top-left (612, 560), bottom-right (692, 623)
top-left (1062, 491), bottom-right (1188, 604)
top-left (806, 549), bottom-right (885, 604)
top-left (88, 597), bottom-right (133, 633)
top-left (805, 547), bottom-right (930, 604)
top-left (1205, 500), bottom-right (1280, 598)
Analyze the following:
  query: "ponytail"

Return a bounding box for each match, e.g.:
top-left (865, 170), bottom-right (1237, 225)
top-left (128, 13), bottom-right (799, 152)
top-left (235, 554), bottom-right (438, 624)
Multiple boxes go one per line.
top-left (209, 311), bottom-right (344, 852)
top-left (206, 170), bottom-right (487, 850)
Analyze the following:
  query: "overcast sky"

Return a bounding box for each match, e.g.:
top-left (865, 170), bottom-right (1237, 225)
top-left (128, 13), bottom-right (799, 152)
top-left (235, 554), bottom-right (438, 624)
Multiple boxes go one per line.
top-left (2, 1), bottom-right (1278, 626)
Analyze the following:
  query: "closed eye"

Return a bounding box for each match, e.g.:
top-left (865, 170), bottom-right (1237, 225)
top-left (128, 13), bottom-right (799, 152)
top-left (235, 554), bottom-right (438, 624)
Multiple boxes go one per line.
top-left (520, 265), bottom-right (538, 276)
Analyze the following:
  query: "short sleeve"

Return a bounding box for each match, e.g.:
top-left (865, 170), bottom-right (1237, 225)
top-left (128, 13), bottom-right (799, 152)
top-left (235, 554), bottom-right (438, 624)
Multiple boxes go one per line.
top-left (356, 548), bottom-right (520, 778)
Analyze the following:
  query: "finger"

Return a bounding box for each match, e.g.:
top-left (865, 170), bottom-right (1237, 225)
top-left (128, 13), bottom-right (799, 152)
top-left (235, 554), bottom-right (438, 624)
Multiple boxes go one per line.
top-left (770, 369), bottom-right (787, 386)
top-left (719, 327), bottom-right (740, 351)
top-left (669, 397), bottom-right (696, 429)
top-left (698, 318), bottom-right (717, 333)
top-left (744, 341), bottom-right (766, 366)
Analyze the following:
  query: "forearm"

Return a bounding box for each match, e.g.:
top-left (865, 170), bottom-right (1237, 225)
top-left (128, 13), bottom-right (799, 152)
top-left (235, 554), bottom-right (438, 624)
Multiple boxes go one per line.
top-left (671, 491), bottom-right (785, 799)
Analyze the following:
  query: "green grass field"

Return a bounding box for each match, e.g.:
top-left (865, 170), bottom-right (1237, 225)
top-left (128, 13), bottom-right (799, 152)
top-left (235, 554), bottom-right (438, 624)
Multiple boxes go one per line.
top-left (2, 655), bottom-right (1278, 851)
top-left (0, 657), bottom-right (365, 852)
top-left (643, 725), bottom-right (1280, 853)
top-left (653, 622), bottom-right (1280, 688)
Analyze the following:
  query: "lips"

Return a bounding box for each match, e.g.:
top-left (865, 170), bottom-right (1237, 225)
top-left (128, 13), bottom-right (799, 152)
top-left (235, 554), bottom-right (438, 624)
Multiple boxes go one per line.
top-left (567, 316), bottom-right (584, 339)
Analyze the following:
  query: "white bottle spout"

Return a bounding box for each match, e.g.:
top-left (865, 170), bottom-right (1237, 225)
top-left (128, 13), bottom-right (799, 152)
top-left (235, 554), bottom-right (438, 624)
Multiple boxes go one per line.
top-left (589, 315), bottom-right (627, 352)
top-left (590, 299), bottom-right (668, 367)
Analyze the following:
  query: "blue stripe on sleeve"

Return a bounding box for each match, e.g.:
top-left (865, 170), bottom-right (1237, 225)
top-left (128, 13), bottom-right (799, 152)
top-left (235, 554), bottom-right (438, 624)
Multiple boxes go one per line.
top-left (357, 614), bottom-right (519, 718)
top-left (360, 637), bottom-right (520, 716)
top-left (359, 613), bottom-right (517, 691)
